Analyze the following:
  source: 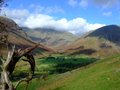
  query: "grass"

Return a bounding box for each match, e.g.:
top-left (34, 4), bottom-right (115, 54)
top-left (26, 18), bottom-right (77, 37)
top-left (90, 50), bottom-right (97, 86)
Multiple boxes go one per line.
top-left (38, 54), bottom-right (120, 90)
top-left (12, 54), bottom-right (120, 90)
top-left (35, 55), bottom-right (96, 74)
top-left (13, 55), bottom-right (96, 90)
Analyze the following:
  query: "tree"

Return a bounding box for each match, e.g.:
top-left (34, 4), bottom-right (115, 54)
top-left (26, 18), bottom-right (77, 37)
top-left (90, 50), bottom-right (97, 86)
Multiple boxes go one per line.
top-left (0, 2), bottom-right (39, 89)
top-left (0, 20), bottom-right (39, 90)
top-left (0, 0), bottom-right (4, 7)
top-left (0, 0), bottom-right (9, 12)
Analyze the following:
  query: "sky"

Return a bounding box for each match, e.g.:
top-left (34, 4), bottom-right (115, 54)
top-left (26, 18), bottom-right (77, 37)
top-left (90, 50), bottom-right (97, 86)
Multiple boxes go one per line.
top-left (0, 0), bottom-right (120, 35)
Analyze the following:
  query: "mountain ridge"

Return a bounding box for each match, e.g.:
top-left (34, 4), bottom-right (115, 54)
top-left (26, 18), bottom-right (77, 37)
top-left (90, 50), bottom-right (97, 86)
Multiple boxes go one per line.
top-left (85, 25), bottom-right (120, 45)
top-left (61, 25), bottom-right (120, 57)
top-left (22, 27), bottom-right (78, 47)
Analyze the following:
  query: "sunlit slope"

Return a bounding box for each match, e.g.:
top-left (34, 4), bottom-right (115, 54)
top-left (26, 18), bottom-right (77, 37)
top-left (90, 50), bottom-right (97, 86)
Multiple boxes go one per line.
top-left (62, 37), bottom-right (120, 57)
top-left (39, 55), bottom-right (120, 90)
top-left (62, 25), bottom-right (120, 57)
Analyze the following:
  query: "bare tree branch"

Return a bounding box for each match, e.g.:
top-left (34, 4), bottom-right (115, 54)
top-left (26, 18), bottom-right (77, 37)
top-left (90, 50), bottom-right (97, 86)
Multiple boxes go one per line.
top-left (4, 45), bottom-right (15, 70)
top-left (15, 54), bottom-right (35, 90)
top-left (1, 45), bottom-right (15, 90)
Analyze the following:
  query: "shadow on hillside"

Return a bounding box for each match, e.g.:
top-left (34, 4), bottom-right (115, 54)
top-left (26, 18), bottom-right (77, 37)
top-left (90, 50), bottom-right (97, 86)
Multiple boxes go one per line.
top-left (70, 49), bottom-right (96, 55)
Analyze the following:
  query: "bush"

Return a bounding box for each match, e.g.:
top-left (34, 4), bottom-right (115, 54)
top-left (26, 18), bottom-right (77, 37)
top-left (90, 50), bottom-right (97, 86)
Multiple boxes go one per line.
top-left (38, 56), bottom-right (97, 74)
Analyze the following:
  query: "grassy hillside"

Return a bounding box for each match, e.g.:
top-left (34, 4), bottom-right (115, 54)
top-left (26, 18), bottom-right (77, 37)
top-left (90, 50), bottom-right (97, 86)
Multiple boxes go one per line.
top-left (62, 37), bottom-right (120, 57)
top-left (15, 54), bottom-right (120, 90)
top-left (61, 25), bottom-right (120, 57)
top-left (13, 55), bottom-right (96, 90)
top-left (38, 54), bottom-right (120, 90)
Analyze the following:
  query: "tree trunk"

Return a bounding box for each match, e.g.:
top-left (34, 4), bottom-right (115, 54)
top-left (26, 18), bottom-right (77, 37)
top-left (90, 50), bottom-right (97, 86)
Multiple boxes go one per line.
top-left (1, 45), bottom-right (15, 90)
top-left (0, 44), bottom-right (38, 90)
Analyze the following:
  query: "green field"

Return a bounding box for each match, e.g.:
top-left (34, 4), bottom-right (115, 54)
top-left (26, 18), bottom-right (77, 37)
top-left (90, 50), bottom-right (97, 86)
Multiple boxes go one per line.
top-left (12, 54), bottom-right (120, 90)
top-left (13, 55), bottom-right (96, 90)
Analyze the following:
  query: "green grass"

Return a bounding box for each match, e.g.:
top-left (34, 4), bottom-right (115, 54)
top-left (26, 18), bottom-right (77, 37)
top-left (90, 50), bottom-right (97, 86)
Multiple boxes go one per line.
top-left (13, 55), bottom-right (96, 90)
top-left (13, 54), bottom-right (120, 90)
top-left (35, 55), bottom-right (96, 74)
top-left (38, 54), bottom-right (120, 90)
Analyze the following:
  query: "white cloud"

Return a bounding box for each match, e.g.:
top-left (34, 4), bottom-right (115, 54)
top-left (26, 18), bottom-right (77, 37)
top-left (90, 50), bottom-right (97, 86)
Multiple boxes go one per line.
top-left (0, 8), bottom-right (105, 35)
top-left (68, 0), bottom-right (77, 7)
top-left (85, 23), bottom-right (105, 31)
top-left (0, 8), bottom-right (29, 26)
top-left (79, 0), bottom-right (88, 8)
top-left (103, 11), bottom-right (112, 16)
top-left (2, 8), bottom-right (29, 18)
top-left (24, 14), bottom-right (55, 28)
top-left (92, 0), bottom-right (119, 8)
top-left (24, 14), bottom-right (105, 34)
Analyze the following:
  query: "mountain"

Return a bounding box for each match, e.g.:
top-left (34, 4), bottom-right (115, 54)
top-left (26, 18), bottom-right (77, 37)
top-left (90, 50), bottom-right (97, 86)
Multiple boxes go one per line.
top-left (22, 27), bottom-right (78, 48)
top-left (86, 25), bottom-right (120, 45)
top-left (62, 25), bottom-right (120, 57)
top-left (0, 16), bottom-right (53, 55)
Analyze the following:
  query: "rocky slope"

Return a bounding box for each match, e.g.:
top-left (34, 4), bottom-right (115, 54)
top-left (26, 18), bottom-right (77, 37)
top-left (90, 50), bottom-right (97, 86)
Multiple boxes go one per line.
top-left (22, 27), bottom-right (78, 47)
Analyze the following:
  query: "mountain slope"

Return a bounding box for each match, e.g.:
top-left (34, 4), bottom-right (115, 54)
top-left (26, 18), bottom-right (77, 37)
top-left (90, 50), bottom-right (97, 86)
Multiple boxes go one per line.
top-left (62, 25), bottom-right (120, 57)
top-left (22, 27), bottom-right (78, 47)
top-left (86, 25), bottom-right (120, 45)
top-left (0, 16), bottom-right (53, 55)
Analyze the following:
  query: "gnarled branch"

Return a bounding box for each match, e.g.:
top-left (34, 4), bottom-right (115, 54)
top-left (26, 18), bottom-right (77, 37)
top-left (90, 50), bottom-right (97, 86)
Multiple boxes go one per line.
top-left (1, 44), bottom-right (39, 90)
top-left (1, 45), bottom-right (15, 90)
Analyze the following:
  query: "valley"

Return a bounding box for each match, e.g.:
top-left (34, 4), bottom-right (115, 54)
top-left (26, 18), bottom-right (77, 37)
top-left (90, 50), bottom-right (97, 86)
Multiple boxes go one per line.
top-left (1, 16), bottom-right (120, 90)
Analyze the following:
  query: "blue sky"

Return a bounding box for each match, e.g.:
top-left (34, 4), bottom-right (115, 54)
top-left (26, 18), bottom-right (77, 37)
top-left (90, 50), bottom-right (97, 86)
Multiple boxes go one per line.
top-left (1, 0), bottom-right (120, 34)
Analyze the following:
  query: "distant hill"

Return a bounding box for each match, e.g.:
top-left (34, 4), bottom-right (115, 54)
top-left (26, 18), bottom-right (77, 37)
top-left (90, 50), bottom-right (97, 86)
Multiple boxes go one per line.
top-left (0, 16), bottom-right (53, 55)
top-left (62, 25), bottom-right (120, 57)
top-left (22, 27), bottom-right (78, 48)
top-left (86, 25), bottom-right (120, 45)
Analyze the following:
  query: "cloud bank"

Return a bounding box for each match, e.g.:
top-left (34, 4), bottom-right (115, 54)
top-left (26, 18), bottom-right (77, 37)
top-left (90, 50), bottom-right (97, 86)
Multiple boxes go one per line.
top-left (1, 8), bottom-right (105, 35)
top-left (24, 14), bottom-right (105, 34)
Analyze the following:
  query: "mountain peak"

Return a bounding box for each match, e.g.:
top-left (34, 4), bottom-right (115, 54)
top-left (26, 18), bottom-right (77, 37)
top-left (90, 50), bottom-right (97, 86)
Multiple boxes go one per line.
top-left (96, 25), bottom-right (120, 31)
top-left (85, 25), bottom-right (120, 45)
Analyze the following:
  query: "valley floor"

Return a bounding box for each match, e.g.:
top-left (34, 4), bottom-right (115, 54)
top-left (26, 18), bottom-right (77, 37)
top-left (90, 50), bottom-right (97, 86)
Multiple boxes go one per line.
top-left (38, 55), bottom-right (120, 90)
top-left (16, 54), bottom-right (120, 90)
